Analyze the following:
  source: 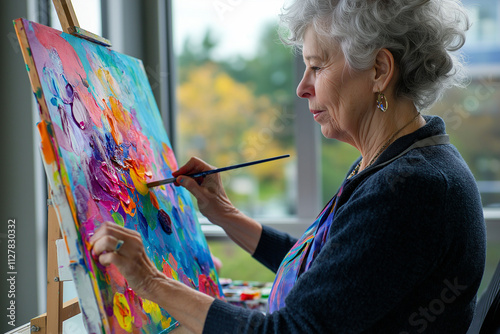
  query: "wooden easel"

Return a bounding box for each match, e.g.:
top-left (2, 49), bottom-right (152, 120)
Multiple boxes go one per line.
top-left (29, 1), bottom-right (111, 333)
top-left (30, 190), bottom-right (81, 333)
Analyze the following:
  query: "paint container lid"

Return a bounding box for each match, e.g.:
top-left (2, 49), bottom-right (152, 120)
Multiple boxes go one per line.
top-left (260, 287), bottom-right (272, 299)
top-left (240, 290), bottom-right (261, 301)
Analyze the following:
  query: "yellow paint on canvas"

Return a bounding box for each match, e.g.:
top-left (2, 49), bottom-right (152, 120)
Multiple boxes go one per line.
top-left (113, 292), bottom-right (133, 332)
top-left (130, 168), bottom-right (149, 196)
top-left (143, 299), bottom-right (162, 324)
top-left (162, 317), bottom-right (172, 329)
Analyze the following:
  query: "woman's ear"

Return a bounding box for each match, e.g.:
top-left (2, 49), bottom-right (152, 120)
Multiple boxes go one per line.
top-left (372, 48), bottom-right (395, 93)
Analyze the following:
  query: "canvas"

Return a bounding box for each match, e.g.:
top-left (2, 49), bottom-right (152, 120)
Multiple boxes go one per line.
top-left (14, 18), bottom-right (223, 333)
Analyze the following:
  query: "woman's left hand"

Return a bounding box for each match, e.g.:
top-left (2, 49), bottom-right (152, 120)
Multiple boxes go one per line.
top-left (89, 221), bottom-right (165, 300)
top-left (89, 221), bottom-right (214, 334)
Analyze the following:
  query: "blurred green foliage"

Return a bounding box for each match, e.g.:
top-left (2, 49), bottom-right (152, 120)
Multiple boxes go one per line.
top-left (176, 23), bottom-right (297, 217)
top-left (208, 240), bottom-right (276, 282)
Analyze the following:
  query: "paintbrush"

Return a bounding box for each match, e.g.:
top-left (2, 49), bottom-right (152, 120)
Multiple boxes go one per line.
top-left (147, 154), bottom-right (290, 188)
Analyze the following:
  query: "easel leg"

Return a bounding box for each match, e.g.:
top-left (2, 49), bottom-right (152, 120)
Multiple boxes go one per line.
top-left (30, 191), bottom-right (80, 333)
top-left (46, 196), bottom-right (64, 333)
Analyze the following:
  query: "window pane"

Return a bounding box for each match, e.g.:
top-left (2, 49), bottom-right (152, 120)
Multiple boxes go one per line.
top-left (173, 0), bottom-right (297, 218)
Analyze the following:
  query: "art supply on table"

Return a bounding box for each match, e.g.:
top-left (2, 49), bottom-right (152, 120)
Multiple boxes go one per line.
top-left (147, 154), bottom-right (291, 188)
top-left (220, 279), bottom-right (272, 313)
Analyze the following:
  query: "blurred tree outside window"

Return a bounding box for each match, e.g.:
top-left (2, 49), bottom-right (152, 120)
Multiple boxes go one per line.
top-left (173, 0), bottom-right (296, 219)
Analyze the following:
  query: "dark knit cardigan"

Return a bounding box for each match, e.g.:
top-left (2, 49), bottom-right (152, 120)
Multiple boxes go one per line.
top-left (203, 116), bottom-right (486, 333)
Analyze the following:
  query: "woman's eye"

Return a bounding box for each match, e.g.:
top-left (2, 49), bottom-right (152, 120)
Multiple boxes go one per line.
top-left (311, 66), bottom-right (321, 71)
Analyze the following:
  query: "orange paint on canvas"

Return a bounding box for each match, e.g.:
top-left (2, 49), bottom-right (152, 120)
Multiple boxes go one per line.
top-left (162, 143), bottom-right (178, 171)
top-left (37, 122), bottom-right (55, 164)
top-left (149, 192), bottom-right (159, 210)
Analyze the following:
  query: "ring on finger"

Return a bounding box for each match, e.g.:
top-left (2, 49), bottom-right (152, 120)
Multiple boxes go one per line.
top-left (114, 239), bottom-right (125, 254)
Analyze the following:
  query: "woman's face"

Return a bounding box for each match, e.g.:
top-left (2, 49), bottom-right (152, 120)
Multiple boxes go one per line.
top-left (297, 28), bottom-right (374, 142)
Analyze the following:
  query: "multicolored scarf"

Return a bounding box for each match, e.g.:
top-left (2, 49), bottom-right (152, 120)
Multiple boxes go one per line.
top-left (268, 180), bottom-right (348, 313)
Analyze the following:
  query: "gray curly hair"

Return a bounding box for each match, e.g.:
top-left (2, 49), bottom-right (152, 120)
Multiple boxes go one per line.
top-left (279, 0), bottom-right (470, 111)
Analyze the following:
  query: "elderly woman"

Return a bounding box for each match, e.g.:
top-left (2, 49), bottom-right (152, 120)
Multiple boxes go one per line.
top-left (91, 0), bottom-right (486, 332)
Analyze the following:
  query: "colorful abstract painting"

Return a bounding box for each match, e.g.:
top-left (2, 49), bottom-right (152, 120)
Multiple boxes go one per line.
top-left (14, 18), bottom-right (223, 333)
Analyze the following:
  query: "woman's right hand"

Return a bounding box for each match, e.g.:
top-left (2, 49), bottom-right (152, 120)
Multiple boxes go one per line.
top-left (172, 157), bottom-right (239, 226)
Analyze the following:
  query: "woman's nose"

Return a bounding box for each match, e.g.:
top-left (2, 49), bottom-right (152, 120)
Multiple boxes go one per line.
top-left (296, 71), bottom-right (314, 99)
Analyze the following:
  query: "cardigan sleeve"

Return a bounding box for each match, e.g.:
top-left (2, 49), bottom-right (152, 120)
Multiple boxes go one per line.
top-left (251, 224), bottom-right (298, 273)
top-left (202, 157), bottom-right (467, 333)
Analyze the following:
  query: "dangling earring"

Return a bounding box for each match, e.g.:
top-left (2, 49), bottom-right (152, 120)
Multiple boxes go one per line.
top-left (376, 92), bottom-right (389, 112)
